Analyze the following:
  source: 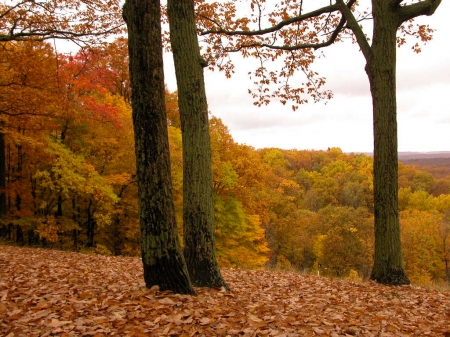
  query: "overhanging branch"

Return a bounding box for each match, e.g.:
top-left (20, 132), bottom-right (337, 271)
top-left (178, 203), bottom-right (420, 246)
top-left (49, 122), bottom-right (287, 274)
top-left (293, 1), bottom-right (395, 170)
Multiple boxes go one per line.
top-left (0, 25), bottom-right (124, 42)
top-left (199, 2), bottom-right (341, 36)
top-left (397, 0), bottom-right (442, 25)
top-left (224, 14), bottom-right (347, 53)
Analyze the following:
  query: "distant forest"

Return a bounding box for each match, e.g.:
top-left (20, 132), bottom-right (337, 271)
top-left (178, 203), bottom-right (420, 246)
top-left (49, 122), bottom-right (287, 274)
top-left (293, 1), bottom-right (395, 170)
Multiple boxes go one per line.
top-left (398, 154), bottom-right (450, 179)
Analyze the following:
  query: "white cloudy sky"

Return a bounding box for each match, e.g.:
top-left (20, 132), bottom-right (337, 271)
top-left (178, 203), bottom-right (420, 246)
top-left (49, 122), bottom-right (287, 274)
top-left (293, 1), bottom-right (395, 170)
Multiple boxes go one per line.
top-left (164, 1), bottom-right (450, 153)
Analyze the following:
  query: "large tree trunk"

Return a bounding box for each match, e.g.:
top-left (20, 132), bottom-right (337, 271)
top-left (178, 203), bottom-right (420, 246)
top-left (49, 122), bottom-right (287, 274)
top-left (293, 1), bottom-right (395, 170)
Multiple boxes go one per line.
top-left (167, 0), bottom-right (229, 289)
top-left (123, 0), bottom-right (195, 294)
top-left (367, 0), bottom-right (410, 285)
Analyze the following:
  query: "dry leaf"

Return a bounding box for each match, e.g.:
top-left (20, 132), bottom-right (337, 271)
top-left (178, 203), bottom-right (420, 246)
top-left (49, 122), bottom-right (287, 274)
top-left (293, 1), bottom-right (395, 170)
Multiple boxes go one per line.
top-left (158, 297), bottom-right (176, 305)
top-left (0, 245), bottom-right (449, 337)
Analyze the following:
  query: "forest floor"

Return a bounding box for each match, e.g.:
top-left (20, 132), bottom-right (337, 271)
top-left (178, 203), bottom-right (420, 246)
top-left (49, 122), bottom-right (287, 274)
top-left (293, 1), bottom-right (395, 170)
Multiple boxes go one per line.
top-left (1, 245), bottom-right (449, 337)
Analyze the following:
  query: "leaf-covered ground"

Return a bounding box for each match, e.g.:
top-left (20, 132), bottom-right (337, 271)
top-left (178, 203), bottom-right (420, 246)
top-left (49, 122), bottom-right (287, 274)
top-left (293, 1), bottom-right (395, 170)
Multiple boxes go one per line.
top-left (1, 245), bottom-right (449, 337)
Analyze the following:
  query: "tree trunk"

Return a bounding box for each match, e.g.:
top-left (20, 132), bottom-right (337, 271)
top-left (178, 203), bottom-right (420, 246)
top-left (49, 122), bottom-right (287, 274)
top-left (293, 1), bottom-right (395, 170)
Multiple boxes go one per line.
top-left (72, 198), bottom-right (79, 250)
top-left (86, 199), bottom-right (95, 248)
top-left (167, 0), bottom-right (229, 290)
top-left (0, 121), bottom-right (6, 221)
top-left (367, 0), bottom-right (410, 285)
top-left (122, 0), bottom-right (195, 295)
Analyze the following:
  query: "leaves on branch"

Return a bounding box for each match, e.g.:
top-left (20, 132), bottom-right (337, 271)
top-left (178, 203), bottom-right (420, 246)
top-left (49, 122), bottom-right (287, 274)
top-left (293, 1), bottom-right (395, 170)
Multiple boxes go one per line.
top-left (0, 0), bottom-right (125, 45)
top-left (1, 245), bottom-right (449, 336)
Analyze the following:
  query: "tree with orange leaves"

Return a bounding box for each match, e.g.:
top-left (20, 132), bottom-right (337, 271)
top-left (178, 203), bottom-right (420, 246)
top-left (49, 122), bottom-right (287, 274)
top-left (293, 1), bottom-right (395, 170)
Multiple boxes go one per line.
top-left (0, 0), bottom-right (124, 224)
top-left (195, 0), bottom-right (442, 285)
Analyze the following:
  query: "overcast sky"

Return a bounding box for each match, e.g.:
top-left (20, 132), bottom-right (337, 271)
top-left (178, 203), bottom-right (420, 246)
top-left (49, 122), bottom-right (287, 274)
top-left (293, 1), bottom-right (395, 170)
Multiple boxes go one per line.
top-left (165, 1), bottom-right (450, 153)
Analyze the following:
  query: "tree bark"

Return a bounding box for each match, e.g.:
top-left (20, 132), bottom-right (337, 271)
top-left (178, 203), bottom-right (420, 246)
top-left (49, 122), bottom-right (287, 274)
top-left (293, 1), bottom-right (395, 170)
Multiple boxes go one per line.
top-left (0, 121), bottom-right (6, 221)
top-left (86, 199), bottom-right (95, 248)
top-left (122, 0), bottom-right (195, 294)
top-left (366, 0), bottom-right (410, 285)
top-left (167, 0), bottom-right (229, 289)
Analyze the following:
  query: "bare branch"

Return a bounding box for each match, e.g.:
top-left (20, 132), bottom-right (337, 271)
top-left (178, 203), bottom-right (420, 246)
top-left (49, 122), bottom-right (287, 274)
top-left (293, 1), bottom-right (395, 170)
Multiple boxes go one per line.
top-left (397, 0), bottom-right (442, 25)
top-left (336, 0), bottom-right (372, 61)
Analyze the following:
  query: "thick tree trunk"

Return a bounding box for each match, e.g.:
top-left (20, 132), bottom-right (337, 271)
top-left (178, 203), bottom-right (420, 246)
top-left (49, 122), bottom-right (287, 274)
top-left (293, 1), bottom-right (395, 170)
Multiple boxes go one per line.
top-left (123, 0), bottom-right (195, 294)
top-left (167, 0), bottom-right (229, 289)
top-left (367, 0), bottom-right (410, 285)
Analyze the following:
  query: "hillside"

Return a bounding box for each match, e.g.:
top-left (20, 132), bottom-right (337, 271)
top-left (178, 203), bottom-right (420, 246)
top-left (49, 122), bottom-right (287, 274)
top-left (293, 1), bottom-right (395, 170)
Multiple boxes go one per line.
top-left (400, 158), bottom-right (450, 179)
top-left (359, 152), bottom-right (450, 178)
top-left (398, 152), bottom-right (450, 160)
top-left (1, 245), bottom-right (449, 336)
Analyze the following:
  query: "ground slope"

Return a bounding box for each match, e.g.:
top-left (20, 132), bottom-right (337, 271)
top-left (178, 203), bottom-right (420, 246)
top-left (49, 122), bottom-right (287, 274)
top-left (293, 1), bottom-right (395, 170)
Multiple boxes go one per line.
top-left (0, 245), bottom-right (449, 336)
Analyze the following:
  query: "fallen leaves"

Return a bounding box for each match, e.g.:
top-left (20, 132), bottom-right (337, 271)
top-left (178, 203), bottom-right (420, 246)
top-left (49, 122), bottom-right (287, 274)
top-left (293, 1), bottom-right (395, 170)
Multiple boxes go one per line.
top-left (0, 245), bottom-right (449, 336)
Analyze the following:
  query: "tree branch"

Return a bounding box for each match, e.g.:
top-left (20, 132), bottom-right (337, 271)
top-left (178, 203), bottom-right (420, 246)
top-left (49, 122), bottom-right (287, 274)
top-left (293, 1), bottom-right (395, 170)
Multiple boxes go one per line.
top-left (199, 2), bottom-right (341, 36)
top-left (0, 25), bottom-right (124, 42)
top-left (336, 0), bottom-right (372, 62)
top-left (202, 0), bottom-right (366, 55)
top-left (397, 0), bottom-right (442, 25)
top-left (224, 13), bottom-right (347, 53)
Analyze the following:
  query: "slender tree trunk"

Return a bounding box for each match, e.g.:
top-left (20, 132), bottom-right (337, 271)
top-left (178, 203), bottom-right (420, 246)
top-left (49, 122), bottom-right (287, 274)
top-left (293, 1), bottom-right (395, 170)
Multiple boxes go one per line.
top-left (123, 0), bottom-right (195, 294)
top-left (72, 198), bottom-right (79, 250)
top-left (0, 121), bottom-right (6, 221)
top-left (16, 224), bottom-right (24, 245)
top-left (167, 0), bottom-right (229, 290)
top-left (86, 199), bottom-right (95, 248)
top-left (367, 0), bottom-right (410, 285)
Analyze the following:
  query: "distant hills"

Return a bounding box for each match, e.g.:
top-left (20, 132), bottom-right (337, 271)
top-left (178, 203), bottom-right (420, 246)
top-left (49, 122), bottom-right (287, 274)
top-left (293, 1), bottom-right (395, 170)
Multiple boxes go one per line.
top-left (397, 151), bottom-right (450, 160)
top-left (398, 152), bottom-right (450, 179)
top-left (354, 152), bottom-right (450, 178)
top-left (356, 151), bottom-right (450, 160)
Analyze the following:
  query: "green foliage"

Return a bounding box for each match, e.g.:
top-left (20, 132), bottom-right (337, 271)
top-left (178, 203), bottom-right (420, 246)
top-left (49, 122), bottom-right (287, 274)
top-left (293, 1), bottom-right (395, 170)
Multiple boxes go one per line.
top-left (315, 206), bottom-right (373, 278)
top-left (35, 139), bottom-right (119, 225)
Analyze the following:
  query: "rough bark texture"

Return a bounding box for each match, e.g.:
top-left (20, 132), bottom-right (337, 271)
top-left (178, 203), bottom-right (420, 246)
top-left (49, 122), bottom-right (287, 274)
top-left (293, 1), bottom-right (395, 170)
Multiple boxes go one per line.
top-left (122, 0), bottom-right (195, 295)
top-left (167, 0), bottom-right (229, 290)
top-left (367, 0), bottom-right (410, 285)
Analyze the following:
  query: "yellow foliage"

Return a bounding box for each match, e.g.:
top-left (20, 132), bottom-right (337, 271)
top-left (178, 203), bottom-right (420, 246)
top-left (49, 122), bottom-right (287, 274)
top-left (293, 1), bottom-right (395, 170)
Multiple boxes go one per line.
top-left (409, 266), bottom-right (433, 286)
top-left (35, 217), bottom-right (59, 243)
top-left (95, 244), bottom-right (113, 256)
top-left (275, 255), bottom-right (293, 271)
top-left (346, 269), bottom-right (362, 282)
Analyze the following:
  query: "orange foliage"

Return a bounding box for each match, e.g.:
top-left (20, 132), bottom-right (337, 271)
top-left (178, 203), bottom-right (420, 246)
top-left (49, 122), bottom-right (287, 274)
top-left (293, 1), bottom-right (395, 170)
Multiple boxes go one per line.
top-left (1, 36), bottom-right (450, 284)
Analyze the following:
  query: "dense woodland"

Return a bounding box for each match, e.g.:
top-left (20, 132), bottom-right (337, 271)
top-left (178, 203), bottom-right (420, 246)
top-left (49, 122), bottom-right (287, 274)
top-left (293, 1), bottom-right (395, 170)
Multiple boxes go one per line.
top-left (400, 157), bottom-right (450, 179)
top-left (1, 39), bottom-right (449, 286)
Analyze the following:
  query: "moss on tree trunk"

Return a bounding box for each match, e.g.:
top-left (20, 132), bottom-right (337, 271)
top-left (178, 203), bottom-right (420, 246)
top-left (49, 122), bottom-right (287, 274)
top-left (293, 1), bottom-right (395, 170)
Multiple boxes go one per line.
top-left (123, 0), bottom-right (195, 295)
top-left (167, 0), bottom-right (229, 290)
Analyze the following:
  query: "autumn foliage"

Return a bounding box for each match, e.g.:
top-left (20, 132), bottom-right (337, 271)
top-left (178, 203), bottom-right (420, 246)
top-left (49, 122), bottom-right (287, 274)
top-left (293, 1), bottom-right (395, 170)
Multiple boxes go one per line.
top-left (1, 38), bottom-right (450, 286)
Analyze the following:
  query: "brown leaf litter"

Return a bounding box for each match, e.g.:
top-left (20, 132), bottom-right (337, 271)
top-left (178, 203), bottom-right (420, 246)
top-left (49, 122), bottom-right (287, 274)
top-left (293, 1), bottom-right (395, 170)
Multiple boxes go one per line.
top-left (0, 245), bottom-right (449, 336)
